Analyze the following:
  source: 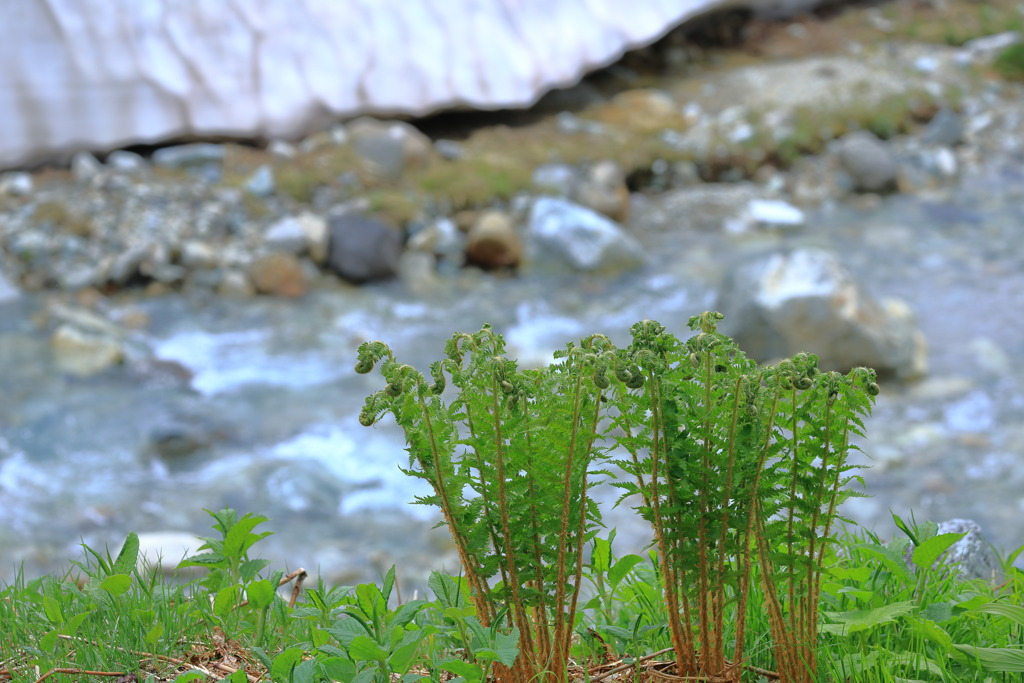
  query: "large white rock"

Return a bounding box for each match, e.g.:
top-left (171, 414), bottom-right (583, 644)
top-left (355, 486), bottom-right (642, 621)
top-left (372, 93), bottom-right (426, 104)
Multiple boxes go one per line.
top-left (717, 248), bottom-right (928, 378)
top-left (1, 0), bottom-right (841, 169)
top-left (527, 197), bottom-right (646, 273)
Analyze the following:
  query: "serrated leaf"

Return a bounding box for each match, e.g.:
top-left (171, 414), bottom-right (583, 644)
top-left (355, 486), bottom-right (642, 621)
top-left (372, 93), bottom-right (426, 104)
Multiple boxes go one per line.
top-left (223, 513), bottom-right (272, 559)
top-left (390, 600), bottom-right (427, 630)
top-left (177, 552), bottom-right (225, 569)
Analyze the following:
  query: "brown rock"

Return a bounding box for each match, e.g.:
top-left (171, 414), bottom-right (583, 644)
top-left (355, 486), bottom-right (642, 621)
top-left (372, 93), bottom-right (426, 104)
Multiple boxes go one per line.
top-left (248, 252), bottom-right (307, 297)
top-left (466, 210), bottom-right (521, 269)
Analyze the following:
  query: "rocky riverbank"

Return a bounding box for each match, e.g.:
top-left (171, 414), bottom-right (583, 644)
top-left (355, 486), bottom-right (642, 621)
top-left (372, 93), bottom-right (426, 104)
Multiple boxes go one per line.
top-left (2, 1), bottom-right (1024, 586)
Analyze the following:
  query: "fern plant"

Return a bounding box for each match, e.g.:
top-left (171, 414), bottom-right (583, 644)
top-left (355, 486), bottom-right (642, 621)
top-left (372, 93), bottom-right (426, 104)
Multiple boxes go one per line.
top-left (355, 324), bottom-right (616, 683)
top-left (608, 313), bottom-right (877, 682)
top-left (752, 349), bottom-right (878, 683)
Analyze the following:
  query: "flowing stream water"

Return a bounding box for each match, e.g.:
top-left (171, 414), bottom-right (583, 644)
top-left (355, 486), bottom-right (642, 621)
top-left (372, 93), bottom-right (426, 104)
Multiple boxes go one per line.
top-left (2, 153), bottom-right (1023, 587)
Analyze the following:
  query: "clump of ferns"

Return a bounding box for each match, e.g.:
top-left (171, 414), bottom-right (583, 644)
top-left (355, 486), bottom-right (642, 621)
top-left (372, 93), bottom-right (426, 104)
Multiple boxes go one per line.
top-left (356, 325), bottom-right (625, 683)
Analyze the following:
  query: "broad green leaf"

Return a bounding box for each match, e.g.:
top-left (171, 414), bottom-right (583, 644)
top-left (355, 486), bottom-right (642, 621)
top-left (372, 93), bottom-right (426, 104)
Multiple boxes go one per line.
top-left (439, 658), bottom-right (483, 682)
top-left (382, 565), bottom-right (397, 603)
top-left (64, 611), bottom-right (90, 636)
top-left (291, 657), bottom-right (319, 683)
top-left (247, 579), bottom-right (275, 610)
top-left (214, 585), bottom-right (241, 618)
top-left (170, 672), bottom-right (206, 683)
top-left (222, 513), bottom-right (272, 559)
top-left (907, 617), bottom-right (952, 653)
top-left (178, 552), bottom-right (226, 569)
top-left (39, 629), bottom-right (58, 652)
top-left (821, 600), bottom-right (916, 635)
top-left (920, 602), bottom-right (954, 624)
top-left (349, 635), bottom-right (389, 662)
top-left (239, 558), bottom-right (271, 582)
top-left (389, 600), bottom-right (427, 630)
top-left (328, 616), bottom-right (369, 647)
top-left (387, 637), bottom-right (424, 674)
top-left (609, 555), bottom-right (645, 585)
top-left (911, 533), bottom-right (965, 571)
top-left (355, 583), bottom-right (385, 619)
top-left (351, 669), bottom-right (378, 683)
top-left (99, 574), bottom-right (132, 597)
top-left (270, 647), bottom-right (305, 681)
top-left (225, 670), bottom-right (248, 683)
top-left (144, 623), bottom-right (164, 646)
top-left (855, 544), bottom-right (915, 584)
top-left (304, 588), bottom-right (328, 612)
top-left (591, 537), bottom-right (612, 574)
top-left (113, 532), bottom-right (140, 576)
top-left (971, 601), bottom-right (1024, 627)
top-left (953, 644), bottom-right (1024, 672)
top-left (318, 656), bottom-right (356, 682)
top-left (42, 596), bottom-right (63, 625)
top-left (428, 572), bottom-right (469, 610)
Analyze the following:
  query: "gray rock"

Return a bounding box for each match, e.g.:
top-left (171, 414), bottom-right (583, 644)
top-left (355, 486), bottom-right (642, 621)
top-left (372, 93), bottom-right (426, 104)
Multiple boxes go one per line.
top-left (71, 151), bottom-right (104, 183)
top-left (264, 215), bottom-right (309, 254)
top-left (572, 160), bottom-right (630, 222)
top-left (532, 163), bottom-right (578, 196)
top-left (297, 213), bottom-right (330, 264)
top-left (179, 240), bottom-right (218, 269)
top-left (434, 139), bottom-right (463, 160)
top-left (244, 164), bottom-right (275, 197)
top-left (326, 214), bottom-right (403, 283)
top-left (725, 198), bottom-right (806, 236)
top-left (152, 143), bottom-right (225, 169)
top-left (526, 197), bottom-right (646, 273)
top-left (921, 108), bottom-right (965, 146)
top-left (0, 266), bottom-right (19, 302)
top-left (51, 324), bottom-right (125, 376)
top-left (717, 248), bottom-right (927, 379)
top-left (57, 263), bottom-right (104, 290)
top-left (836, 131), bottom-right (899, 193)
top-left (217, 269), bottom-right (255, 297)
top-left (348, 118), bottom-right (433, 179)
top-left (267, 139), bottom-right (297, 159)
top-left (407, 217), bottom-right (463, 263)
top-left (0, 171), bottom-right (33, 196)
top-left (107, 150), bottom-right (147, 173)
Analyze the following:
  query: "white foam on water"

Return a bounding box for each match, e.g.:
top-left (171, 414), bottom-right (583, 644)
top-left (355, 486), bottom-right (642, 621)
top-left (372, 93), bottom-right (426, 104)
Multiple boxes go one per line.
top-left (267, 419), bottom-right (436, 520)
top-left (154, 329), bottom-right (346, 395)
